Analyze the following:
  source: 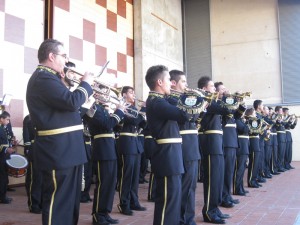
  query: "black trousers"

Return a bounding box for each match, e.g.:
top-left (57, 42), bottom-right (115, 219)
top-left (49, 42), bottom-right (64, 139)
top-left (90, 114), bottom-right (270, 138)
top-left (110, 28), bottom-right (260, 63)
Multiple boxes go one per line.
top-left (25, 160), bottom-right (43, 211)
top-left (247, 151), bottom-right (260, 186)
top-left (181, 160), bottom-right (198, 225)
top-left (148, 172), bottom-right (156, 201)
top-left (42, 165), bottom-right (82, 225)
top-left (119, 154), bottom-right (141, 209)
top-left (139, 152), bottom-right (148, 182)
top-left (154, 175), bottom-right (182, 225)
top-left (233, 154), bottom-right (248, 194)
top-left (271, 144), bottom-right (278, 173)
top-left (285, 141), bottom-right (292, 168)
top-left (202, 154), bottom-right (224, 220)
top-left (222, 148), bottom-right (236, 202)
top-left (92, 160), bottom-right (117, 214)
top-left (0, 157), bottom-right (8, 200)
top-left (81, 160), bottom-right (93, 200)
top-left (264, 145), bottom-right (272, 175)
top-left (277, 142), bottom-right (286, 169)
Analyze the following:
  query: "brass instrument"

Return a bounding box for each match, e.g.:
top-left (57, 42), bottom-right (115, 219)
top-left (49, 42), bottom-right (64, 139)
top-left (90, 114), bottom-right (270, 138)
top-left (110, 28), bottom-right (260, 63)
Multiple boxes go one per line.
top-left (186, 88), bottom-right (219, 103)
top-left (246, 116), bottom-right (272, 139)
top-left (285, 114), bottom-right (300, 124)
top-left (64, 66), bottom-right (124, 106)
top-left (269, 113), bottom-right (283, 122)
top-left (232, 91), bottom-right (251, 100)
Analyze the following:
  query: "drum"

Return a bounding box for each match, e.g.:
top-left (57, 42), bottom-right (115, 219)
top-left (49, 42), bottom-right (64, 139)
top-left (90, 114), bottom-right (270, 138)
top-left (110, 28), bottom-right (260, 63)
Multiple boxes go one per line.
top-left (6, 154), bottom-right (28, 178)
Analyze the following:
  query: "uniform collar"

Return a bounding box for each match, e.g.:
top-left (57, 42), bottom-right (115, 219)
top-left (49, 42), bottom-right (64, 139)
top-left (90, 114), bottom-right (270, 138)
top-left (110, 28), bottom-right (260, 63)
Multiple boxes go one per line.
top-left (148, 91), bottom-right (165, 98)
top-left (37, 65), bottom-right (59, 76)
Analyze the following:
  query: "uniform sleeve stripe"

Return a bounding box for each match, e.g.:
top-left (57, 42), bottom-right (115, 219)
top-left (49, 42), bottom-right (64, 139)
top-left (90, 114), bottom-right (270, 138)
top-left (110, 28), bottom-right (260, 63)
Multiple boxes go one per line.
top-left (111, 114), bottom-right (121, 123)
top-left (76, 87), bottom-right (88, 102)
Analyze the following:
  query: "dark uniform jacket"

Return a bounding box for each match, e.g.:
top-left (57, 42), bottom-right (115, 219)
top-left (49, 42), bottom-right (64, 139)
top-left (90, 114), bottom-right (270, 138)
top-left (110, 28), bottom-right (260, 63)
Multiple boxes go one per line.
top-left (167, 94), bottom-right (200, 162)
top-left (23, 115), bottom-right (35, 160)
top-left (118, 105), bottom-right (146, 155)
top-left (222, 104), bottom-right (246, 148)
top-left (236, 118), bottom-right (250, 155)
top-left (26, 65), bottom-right (93, 170)
top-left (146, 92), bottom-right (188, 177)
top-left (200, 101), bottom-right (231, 155)
top-left (88, 104), bottom-right (124, 161)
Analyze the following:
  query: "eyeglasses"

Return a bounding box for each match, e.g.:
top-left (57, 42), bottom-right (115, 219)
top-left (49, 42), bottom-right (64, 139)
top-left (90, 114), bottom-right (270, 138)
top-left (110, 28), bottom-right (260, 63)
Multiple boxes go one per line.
top-left (54, 53), bottom-right (68, 59)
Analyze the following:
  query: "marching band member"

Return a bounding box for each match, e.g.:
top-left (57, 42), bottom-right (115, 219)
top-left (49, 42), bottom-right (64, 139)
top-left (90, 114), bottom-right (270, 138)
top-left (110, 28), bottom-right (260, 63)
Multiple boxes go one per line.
top-left (88, 95), bottom-right (125, 225)
top-left (169, 70), bottom-right (200, 225)
top-left (274, 106), bottom-right (287, 172)
top-left (198, 77), bottom-right (231, 224)
top-left (253, 100), bottom-right (267, 184)
top-left (117, 86), bottom-right (147, 216)
top-left (269, 107), bottom-right (281, 175)
top-left (145, 65), bottom-right (189, 225)
top-left (262, 106), bottom-right (273, 179)
top-left (233, 116), bottom-right (250, 196)
top-left (26, 39), bottom-right (94, 225)
top-left (282, 108), bottom-right (297, 170)
top-left (0, 111), bottom-right (14, 204)
top-left (23, 114), bottom-right (43, 213)
top-left (215, 82), bottom-right (246, 208)
top-left (63, 61), bottom-right (93, 203)
top-left (246, 108), bottom-right (261, 188)
top-left (143, 124), bottom-right (157, 202)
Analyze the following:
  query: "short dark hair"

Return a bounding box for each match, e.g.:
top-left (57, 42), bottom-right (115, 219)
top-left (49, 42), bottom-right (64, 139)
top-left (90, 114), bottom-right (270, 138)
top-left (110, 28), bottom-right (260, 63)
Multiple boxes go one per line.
top-left (253, 100), bottom-right (262, 110)
top-left (64, 61), bottom-right (76, 73)
top-left (0, 111), bottom-right (10, 119)
top-left (245, 108), bottom-right (255, 117)
top-left (145, 65), bottom-right (169, 90)
top-left (275, 106), bottom-right (282, 112)
top-left (121, 86), bottom-right (134, 95)
top-left (214, 81), bottom-right (223, 91)
top-left (38, 39), bottom-right (64, 63)
top-left (169, 70), bottom-right (185, 83)
top-left (268, 107), bottom-right (273, 111)
top-left (282, 107), bottom-right (289, 112)
top-left (197, 76), bottom-right (211, 89)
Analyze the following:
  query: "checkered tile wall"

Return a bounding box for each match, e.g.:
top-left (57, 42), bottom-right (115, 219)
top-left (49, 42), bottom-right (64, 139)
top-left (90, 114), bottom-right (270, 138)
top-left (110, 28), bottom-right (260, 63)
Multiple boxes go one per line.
top-left (0, 0), bottom-right (134, 132)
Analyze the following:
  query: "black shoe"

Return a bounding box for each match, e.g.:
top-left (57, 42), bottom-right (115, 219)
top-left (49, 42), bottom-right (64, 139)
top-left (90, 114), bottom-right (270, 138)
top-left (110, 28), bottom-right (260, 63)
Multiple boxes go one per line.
top-left (271, 171), bottom-right (280, 175)
top-left (230, 199), bottom-right (240, 204)
top-left (80, 196), bottom-right (92, 203)
top-left (117, 204), bottom-right (133, 216)
top-left (92, 214), bottom-right (110, 225)
top-left (243, 190), bottom-right (249, 193)
top-left (131, 205), bottom-right (147, 211)
top-left (219, 213), bottom-right (231, 219)
top-left (265, 174), bottom-right (272, 179)
top-left (248, 182), bottom-right (259, 188)
top-left (278, 168), bottom-right (286, 172)
top-left (7, 187), bottom-right (16, 192)
top-left (233, 191), bottom-right (246, 196)
top-left (105, 214), bottom-right (119, 224)
top-left (257, 177), bottom-right (266, 183)
top-left (0, 197), bottom-right (12, 204)
top-left (221, 201), bottom-right (234, 208)
top-left (30, 207), bottom-right (42, 214)
top-left (203, 215), bottom-right (226, 224)
top-left (290, 166), bottom-right (295, 169)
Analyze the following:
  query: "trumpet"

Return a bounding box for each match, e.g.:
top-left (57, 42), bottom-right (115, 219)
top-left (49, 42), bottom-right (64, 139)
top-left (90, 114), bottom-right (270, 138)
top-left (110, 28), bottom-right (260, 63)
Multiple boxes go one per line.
top-left (269, 113), bottom-right (283, 122)
top-left (170, 88), bottom-right (219, 103)
top-left (285, 114), bottom-right (300, 124)
top-left (135, 98), bottom-right (146, 108)
top-left (232, 91), bottom-right (251, 102)
top-left (64, 66), bottom-right (123, 99)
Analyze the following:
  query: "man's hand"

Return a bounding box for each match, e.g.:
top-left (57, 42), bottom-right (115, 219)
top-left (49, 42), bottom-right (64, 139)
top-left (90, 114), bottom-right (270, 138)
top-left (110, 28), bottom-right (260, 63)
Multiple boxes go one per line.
top-left (81, 72), bottom-right (94, 86)
top-left (6, 147), bottom-right (15, 154)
